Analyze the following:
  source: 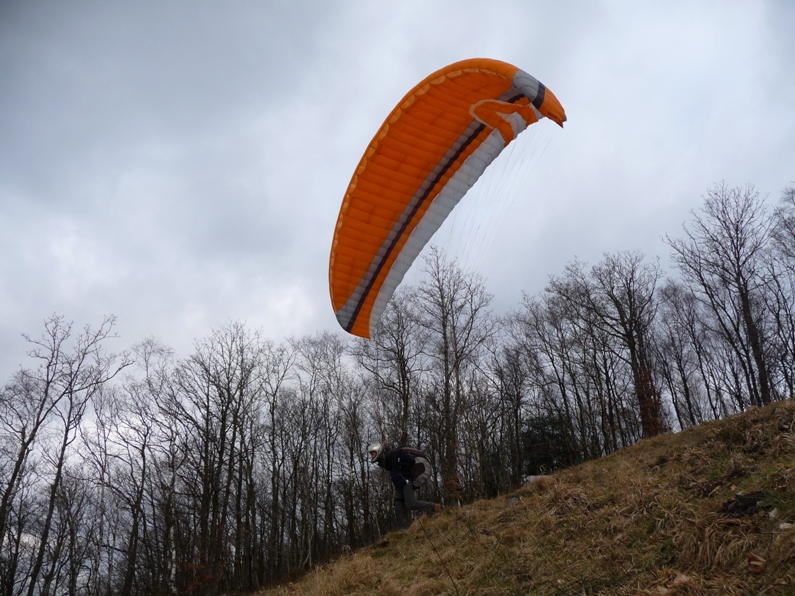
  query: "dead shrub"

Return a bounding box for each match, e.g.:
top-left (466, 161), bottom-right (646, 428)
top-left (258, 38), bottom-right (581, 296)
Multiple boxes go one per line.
top-left (299, 557), bottom-right (382, 595)
top-left (673, 514), bottom-right (760, 570)
top-left (545, 484), bottom-right (591, 515)
top-left (772, 430), bottom-right (795, 457)
top-left (771, 525), bottom-right (795, 567)
top-left (774, 402), bottom-right (795, 428)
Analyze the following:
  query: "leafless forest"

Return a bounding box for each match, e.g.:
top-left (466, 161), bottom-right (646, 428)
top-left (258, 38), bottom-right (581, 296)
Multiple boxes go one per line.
top-left (2, 183), bottom-right (794, 595)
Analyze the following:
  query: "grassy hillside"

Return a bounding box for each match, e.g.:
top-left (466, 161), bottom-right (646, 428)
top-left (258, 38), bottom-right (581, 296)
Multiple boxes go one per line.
top-left (260, 401), bottom-right (795, 595)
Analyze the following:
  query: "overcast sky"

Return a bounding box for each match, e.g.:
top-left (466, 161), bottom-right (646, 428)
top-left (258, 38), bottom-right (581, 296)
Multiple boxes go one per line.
top-left (1, 1), bottom-right (794, 377)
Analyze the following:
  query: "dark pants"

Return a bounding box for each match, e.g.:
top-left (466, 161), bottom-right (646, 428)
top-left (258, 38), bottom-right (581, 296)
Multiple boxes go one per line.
top-left (394, 482), bottom-right (435, 528)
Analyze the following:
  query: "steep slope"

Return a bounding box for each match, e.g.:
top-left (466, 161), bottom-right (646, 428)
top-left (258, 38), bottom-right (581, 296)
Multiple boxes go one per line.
top-left (260, 401), bottom-right (795, 595)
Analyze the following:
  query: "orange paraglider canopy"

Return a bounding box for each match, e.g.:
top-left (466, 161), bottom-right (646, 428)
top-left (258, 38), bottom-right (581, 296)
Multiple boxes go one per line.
top-left (329, 58), bottom-right (566, 338)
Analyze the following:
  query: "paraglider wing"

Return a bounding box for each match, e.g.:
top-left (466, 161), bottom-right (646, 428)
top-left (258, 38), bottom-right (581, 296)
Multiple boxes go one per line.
top-left (329, 58), bottom-right (566, 338)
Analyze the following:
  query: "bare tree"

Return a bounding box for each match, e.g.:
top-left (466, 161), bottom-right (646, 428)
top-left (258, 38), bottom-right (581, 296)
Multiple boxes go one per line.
top-left (258, 340), bottom-right (295, 584)
top-left (293, 332), bottom-right (350, 566)
top-left (1, 316), bottom-right (128, 596)
top-left (488, 336), bottom-right (530, 488)
top-left (416, 247), bottom-right (494, 505)
top-left (163, 322), bottom-right (265, 595)
top-left (1, 317), bottom-right (121, 549)
top-left (767, 184), bottom-right (795, 397)
top-left (667, 183), bottom-right (775, 406)
top-left (82, 384), bottom-right (122, 596)
top-left (546, 253), bottom-right (665, 438)
top-left (590, 252), bottom-right (665, 437)
top-left (655, 280), bottom-right (710, 429)
top-left (772, 184), bottom-right (795, 262)
top-left (109, 380), bottom-right (156, 596)
top-left (351, 286), bottom-right (427, 444)
top-left (512, 289), bottom-right (635, 465)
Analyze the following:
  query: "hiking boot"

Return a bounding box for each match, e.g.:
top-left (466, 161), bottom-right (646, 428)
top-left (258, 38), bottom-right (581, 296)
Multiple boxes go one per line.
top-left (433, 503), bottom-right (442, 513)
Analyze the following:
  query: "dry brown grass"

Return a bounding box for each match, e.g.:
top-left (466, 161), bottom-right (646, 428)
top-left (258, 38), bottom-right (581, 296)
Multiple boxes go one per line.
top-left (260, 400), bottom-right (795, 595)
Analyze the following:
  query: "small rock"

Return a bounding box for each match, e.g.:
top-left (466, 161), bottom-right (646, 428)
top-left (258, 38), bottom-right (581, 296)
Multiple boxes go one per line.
top-left (672, 573), bottom-right (690, 585)
top-left (769, 508), bottom-right (779, 520)
top-left (525, 475), bottom-right (552, 484)
top-left (779, 522), bottom-right (793, 530)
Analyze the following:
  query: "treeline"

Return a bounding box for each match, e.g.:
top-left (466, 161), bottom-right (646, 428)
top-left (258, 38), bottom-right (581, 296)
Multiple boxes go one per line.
top-left (1, 183), bottom-right (794, 595)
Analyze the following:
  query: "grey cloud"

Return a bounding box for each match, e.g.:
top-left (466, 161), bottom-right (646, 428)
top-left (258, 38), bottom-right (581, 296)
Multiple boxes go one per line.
top-left (1, 0), bottom-right (793, 382)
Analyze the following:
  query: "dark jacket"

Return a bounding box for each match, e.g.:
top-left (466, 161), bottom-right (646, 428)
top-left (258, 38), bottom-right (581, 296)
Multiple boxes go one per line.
top-left (377, 447), bottom-right (416, 489)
